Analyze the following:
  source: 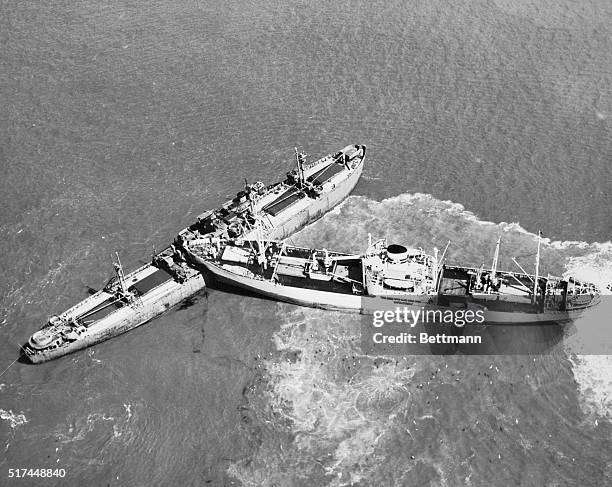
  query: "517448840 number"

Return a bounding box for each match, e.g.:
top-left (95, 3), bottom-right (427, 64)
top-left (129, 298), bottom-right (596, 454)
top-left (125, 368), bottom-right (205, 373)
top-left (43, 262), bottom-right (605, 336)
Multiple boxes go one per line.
top-left (8, 468), bottom-right (66, 478)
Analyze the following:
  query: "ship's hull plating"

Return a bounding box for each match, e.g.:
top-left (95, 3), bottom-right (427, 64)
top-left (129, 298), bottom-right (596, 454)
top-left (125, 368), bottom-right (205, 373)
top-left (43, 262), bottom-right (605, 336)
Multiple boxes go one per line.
top-left (202, 261), bottom-right (434, 314)
top-left (204, 262), bottom-right (598, 326)
top-left (444, 293), bottom-right (601, 325)
top-left (481, 305), bottom-right (599, 325)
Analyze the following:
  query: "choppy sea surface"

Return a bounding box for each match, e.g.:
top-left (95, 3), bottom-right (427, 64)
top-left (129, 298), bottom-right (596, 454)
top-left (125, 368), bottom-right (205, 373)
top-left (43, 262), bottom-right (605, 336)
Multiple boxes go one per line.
top-left (1, 0), bottom-right (611, 485)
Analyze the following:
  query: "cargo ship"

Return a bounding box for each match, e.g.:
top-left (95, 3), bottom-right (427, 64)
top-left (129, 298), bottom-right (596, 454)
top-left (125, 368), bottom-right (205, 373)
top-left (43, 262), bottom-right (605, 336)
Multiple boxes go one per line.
top-left (23, 144), bottom-right (366, 363)
top-left (187, 232), bottom-right (600, 325)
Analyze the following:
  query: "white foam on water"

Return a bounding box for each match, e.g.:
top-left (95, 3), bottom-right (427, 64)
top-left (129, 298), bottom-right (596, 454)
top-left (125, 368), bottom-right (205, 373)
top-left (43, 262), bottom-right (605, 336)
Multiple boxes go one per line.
top-left (567, 355), bottom-right (612, 421)
top-left (561, 241), bottom-right (612, 292)
top-left (113, 403), bottom-right (135, 440)
top-left (0, 409), bottom-right (28, 429)
top-left (124, 403), bottom-right (132, 420)
top-left (561, 242), bottom-right (612, 420)
top-left (54, 411), bottom-right (115, 444)
top-left (229, 306), bottom-right (422, 485)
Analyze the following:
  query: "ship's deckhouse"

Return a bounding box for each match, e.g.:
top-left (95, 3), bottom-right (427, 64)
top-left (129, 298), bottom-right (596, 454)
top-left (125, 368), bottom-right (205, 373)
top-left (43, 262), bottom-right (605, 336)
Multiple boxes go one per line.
top-left (363, 242), bottom-right (436, 296)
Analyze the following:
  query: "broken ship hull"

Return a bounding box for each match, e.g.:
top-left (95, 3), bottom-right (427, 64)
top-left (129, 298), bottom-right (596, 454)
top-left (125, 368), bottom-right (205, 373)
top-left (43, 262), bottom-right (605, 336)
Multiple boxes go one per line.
top-left (23, 144), bottom-right (366, 363)
top-left (24, 263), bottom-right (206, 364)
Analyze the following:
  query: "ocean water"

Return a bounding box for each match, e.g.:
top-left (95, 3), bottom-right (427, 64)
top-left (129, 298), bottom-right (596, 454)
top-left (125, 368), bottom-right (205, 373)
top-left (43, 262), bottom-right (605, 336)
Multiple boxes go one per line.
top-left (1, 0), bottom-right (611, 485)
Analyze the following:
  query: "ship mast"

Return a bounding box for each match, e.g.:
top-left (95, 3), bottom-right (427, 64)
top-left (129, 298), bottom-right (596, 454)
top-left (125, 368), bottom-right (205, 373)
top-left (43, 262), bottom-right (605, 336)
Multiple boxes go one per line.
top-left (113, 252), bottom-right (128, 295)
top-left (251, 198), bottom-right (267, 269)
top-left (491, 236), bottom-right (501, 277)
top-left (295, 147), bottom-right (304, 187)
top-left (433, 247), bottom-right (439, 288)
top-left (533, 231), bottom-right (541, 302)
top-left (475, 263), bottom-right (484, 288)
top-left (435, 241), bottom-right (451, 293)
